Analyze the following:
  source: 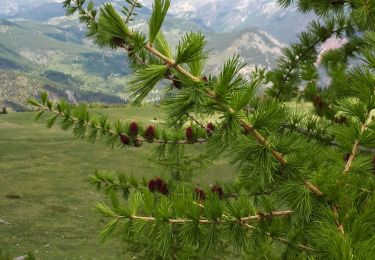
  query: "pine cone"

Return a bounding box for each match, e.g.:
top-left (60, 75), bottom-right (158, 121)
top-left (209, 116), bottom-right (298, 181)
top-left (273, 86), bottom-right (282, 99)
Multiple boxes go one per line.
top-left (155, 177), bottom-right (163, 190)
top-left (148, 179), bottom-right (157, 192)
top-left (195, 188), bottom-right (206, 200)
top-left (129, 122), bottom-right (139, 137)
top-left (144, 125), bottom-right (156, 142)
top-left (159, 182), bottom-right (169, 195)
top-left (206, 122), bottom-right (215, 136)
top-left (313, 96), bottom-right (324, 109)
top-left (211, 184), bottom-right (224, 199)
top-left (148, 177), bottom-right (169, 195)
top-left (185, 126), bottom-right (195, 143)
top-left (120, 134), bottom-right (131, 145)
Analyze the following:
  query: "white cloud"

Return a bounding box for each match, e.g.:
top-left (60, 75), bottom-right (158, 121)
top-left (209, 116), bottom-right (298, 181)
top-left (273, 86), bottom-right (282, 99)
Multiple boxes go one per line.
top-left (316, 37), bottom-right (348, 66)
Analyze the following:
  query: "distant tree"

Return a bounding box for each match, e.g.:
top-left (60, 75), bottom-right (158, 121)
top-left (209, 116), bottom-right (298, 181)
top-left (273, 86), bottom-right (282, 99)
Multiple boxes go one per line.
top-left (268, 0), bottom-right (375, 119)
top-left (1, 107), bottom-right (7, 114)
top-left (29, 0), bottom-right (375, 259)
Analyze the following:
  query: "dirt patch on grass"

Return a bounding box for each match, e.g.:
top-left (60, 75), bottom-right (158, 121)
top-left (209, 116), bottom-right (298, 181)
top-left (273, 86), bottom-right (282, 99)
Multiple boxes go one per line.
top-left (6, 193), bottom-right (21, 199)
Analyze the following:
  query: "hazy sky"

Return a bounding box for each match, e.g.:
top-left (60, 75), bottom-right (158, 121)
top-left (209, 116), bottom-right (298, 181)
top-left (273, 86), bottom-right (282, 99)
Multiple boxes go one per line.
top-left (1, 0), bottom-right (61, 15)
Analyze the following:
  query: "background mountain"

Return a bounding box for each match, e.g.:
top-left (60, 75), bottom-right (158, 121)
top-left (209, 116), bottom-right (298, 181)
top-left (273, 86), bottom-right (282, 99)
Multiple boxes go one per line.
top-left (0, 0), bottom-right (313, 111)
top-left (1, 0), bottom-right (314, 41)
top-left (139, 0), bottom-right (313, 42)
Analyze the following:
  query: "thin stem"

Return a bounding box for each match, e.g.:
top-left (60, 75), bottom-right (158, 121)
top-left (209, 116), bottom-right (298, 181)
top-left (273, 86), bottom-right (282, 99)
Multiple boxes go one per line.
top-left (332, 204), bottom-right (345, 234)
top-left (124, 0), bottom-right (139, 24)
top-left (126, 210), bottom-right (293, 224)
top-left (335, 112), bottom-right (373, 234)
top-left (185, 113), bottom-right (212, 133)
top-left (304, 181), bottom-right (324, 196)
top-left (344, 118), bottom-right (371, 173)
top-left (74, 0), bottom-right (95, 20)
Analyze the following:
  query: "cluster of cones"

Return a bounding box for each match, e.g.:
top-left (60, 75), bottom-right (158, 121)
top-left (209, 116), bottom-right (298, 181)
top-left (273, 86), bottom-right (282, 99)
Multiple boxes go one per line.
top-left (194, 185), bottom-right (224, 200)
top-left (185, 122), bottom-right (216, 143)
top-left (146, 177), bottom-right (225, 200)
top-left (121, 121), bottom-right (218, 146)
top-left (119, 122), bottom-right (156, 146)
top-left (148, 177), bottom-right (169, 195)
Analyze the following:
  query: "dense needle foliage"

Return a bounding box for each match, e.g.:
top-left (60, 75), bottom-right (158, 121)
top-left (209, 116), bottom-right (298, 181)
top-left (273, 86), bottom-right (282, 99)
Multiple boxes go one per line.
top-left (28, 0), bottom-right (375, 259)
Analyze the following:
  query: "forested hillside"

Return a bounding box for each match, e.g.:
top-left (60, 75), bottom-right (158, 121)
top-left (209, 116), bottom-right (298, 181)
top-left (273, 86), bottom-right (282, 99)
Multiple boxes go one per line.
top-left (0, 18), bottom-right (130, 110)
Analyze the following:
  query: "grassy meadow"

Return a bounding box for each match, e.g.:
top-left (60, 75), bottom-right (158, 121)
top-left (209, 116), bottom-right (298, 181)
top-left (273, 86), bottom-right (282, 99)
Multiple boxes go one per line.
top-left (0, 107), bottom-right (235, 259)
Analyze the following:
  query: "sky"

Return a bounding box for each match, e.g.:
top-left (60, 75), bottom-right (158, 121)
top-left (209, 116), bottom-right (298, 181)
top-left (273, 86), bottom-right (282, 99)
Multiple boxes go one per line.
top-left (1, 0), bottom-right (61, 15)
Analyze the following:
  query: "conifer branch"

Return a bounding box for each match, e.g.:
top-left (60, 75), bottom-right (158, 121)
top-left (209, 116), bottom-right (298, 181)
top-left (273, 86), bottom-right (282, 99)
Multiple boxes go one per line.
top-left (284, 122), bottom-right (375, 152)
top-left (145, 43), bottom-right (202, 82)
top-left (335, 110), bottom-right (373, 234)
top-left (68, 1), bottom-right (201, 83)
top-left (269, 21), bottom-right (351, 99)
top-left (29, 99), bottom-right (207, 146)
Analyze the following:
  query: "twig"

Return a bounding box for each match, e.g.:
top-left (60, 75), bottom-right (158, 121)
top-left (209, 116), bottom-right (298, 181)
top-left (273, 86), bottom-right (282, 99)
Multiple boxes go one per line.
top-left (332, 204), bottom-right (345, 235)
top-left (344, 120), bottom-right (371, 173)
top-left (124, 0), bottom-right (139, 24)
top-left (125, 210), bottom-right (293, 224)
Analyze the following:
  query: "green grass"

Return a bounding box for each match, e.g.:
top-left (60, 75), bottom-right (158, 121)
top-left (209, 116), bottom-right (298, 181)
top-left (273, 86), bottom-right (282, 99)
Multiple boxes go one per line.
top-left (0, 107), bottom-right (235, 259)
